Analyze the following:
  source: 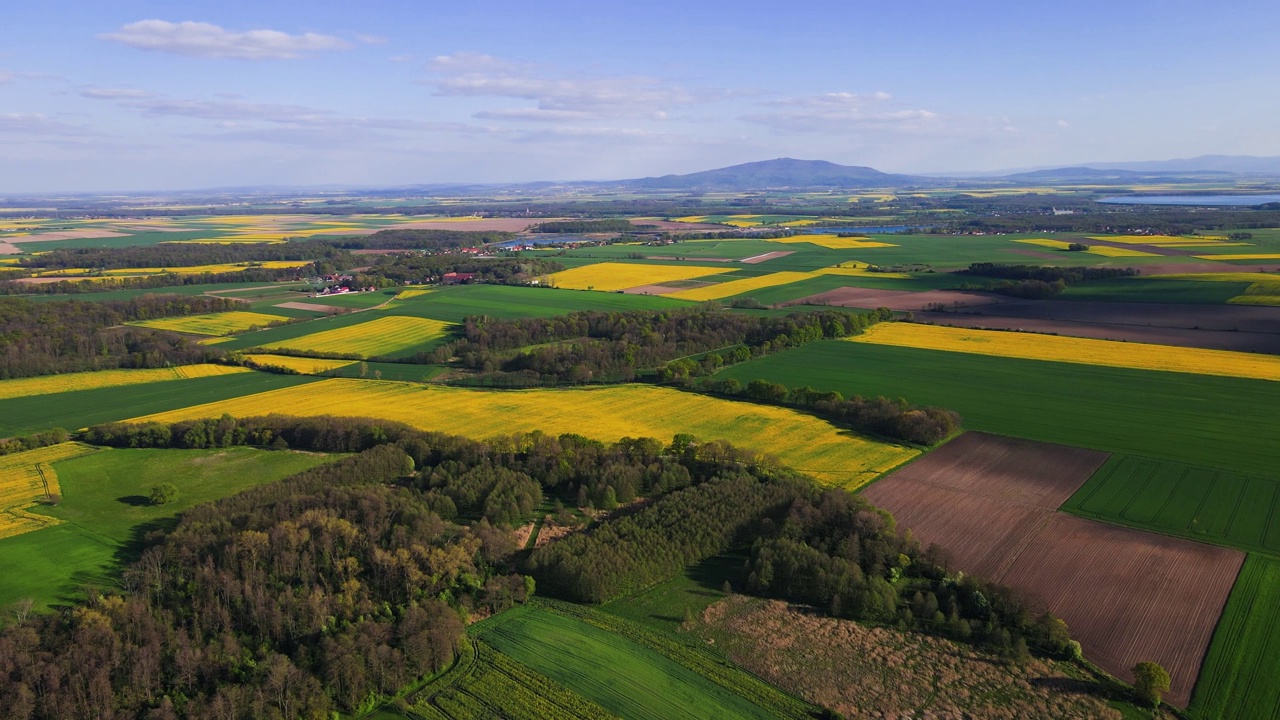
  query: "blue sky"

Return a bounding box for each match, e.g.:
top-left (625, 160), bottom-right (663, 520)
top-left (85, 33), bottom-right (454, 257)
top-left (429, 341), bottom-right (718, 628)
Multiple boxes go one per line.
top-left (2, 0), bottom-right (1277, 191)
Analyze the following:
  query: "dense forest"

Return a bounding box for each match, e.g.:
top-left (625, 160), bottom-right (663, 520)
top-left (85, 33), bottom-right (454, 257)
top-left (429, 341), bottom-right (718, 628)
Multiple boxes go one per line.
top-left (0, 296), bottom-right (234, 378)
top-left (353, 255), bottom-right (562, 288)
top-left (429, 307), bottom-right (892, 384)
top-left (16, 240), bottom-right (351, 272)
top-left (528, 219), bottom-right (635, 233)
top-left (956, 262), bottom-right (1140, 299)
top-left (324, 228), bottom-right (515, 251)
top-left (5, 415), bottom-right (1079, 718)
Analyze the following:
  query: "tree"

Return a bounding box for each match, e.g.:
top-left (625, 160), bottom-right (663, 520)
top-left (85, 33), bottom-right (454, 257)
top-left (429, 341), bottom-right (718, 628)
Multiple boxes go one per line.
top-left (149, 482), bottom-right (178, 506)
top-left (1131, 661), bottom-right (1170, 707)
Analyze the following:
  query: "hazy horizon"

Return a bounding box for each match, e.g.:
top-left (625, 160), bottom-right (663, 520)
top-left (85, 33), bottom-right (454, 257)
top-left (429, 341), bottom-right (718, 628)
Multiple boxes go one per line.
top-left (4, 0), bottom-right (1279, 192)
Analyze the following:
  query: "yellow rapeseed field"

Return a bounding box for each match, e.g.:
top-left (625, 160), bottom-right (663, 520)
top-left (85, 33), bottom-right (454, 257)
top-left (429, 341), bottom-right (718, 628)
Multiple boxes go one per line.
top-left (772, 234), bottom-right (897, 249)
top-left (663, 272), bottom-right (818, 301)
top-left (0, 365), bottom-right (250, 401)
top-left (256, 316), bottom-right (451, 357)
top-left (1191, 253), bottom-right (1280, 261)
top-left (851, 323), bottom-right (1280, 382)
top-left (543, 262), bottom-right (735, 291)
top-left (130, 311), bottom-right (291, 336)
top-left (395, 288), bottom-right (434, 300)
top-left (242, 354), bottom-right (357, 374)
top-left (1083, 246), bottom-right (1161, 258)
top-left (1014, 239), bottom-right (1074, 250)
top-left (0, 443), bottom-right (99, 540)
top-left (131, 380), bottom-right (918, 489)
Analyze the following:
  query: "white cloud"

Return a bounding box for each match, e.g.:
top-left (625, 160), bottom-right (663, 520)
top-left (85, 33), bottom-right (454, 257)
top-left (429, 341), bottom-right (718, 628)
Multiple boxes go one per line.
top-left (1057, 119), bottom-right (1070, 128)
top-left (0, 113), bottom-right (100, 146)
top-left (100, 20), bottom-right (352, 60)
top-left (743, 92), bottom-right (941, 134)
top-left (426, 52), bottom-right (708, 121)
top-left (80, 87), bottom-right (152, 99)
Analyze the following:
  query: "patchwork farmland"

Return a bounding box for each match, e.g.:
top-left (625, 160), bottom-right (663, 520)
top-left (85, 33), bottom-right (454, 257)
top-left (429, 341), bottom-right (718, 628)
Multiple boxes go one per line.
top-left (862, 433), bottom-right (1244, 707)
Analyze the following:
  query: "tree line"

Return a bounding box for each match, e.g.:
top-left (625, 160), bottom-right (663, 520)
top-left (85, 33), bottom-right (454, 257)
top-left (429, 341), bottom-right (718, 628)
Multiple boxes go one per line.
top-left (323, 229), bottom-right (515, 251)
top-left (427, 307), bottom-right (892, 384)
top-left (15, 240), bottom-right (351, 272)
top-left (956, 263), bottom-right (1139, 299)
top-left (528, 219), bottom-right (635, 233)
top-left (0, 296), bottom-right (234, 378)
top-left (352, 254), bottom-right (562, 288)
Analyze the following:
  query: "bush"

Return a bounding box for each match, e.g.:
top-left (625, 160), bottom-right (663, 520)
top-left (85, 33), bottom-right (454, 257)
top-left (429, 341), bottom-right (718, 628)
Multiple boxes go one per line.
top-left (148, 483), bottom-right (178, 506)
top-left (1131, 661), bottom-right (1170, 707)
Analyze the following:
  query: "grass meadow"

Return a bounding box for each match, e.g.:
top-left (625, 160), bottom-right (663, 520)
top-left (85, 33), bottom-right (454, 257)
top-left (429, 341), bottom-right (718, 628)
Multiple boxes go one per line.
top-left (0, 446), bottom-right (333, 610)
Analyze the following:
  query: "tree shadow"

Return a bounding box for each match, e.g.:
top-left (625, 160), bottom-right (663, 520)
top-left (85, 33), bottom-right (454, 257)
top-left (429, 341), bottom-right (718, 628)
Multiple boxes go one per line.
top-left (116, 495), bottom-right (150, 507)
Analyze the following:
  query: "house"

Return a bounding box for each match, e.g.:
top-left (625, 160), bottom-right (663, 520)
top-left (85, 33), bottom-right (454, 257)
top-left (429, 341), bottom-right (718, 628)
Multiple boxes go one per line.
top-left (441, 272), bottom-right (478, 284)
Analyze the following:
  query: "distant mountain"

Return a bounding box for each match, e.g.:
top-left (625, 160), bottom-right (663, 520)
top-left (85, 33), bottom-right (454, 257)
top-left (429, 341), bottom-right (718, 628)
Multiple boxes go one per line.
top-left (1077, 155), bottom-right (1280, 175)
top-left (620, 158), bottom-right (925, 189)
top-left (1004, 167), bottom-right (1146, 180)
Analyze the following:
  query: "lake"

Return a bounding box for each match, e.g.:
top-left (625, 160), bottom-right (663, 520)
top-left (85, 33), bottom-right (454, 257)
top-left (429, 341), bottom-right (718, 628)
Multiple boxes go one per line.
top-left (1099, 194), bottom-right (1280, 206)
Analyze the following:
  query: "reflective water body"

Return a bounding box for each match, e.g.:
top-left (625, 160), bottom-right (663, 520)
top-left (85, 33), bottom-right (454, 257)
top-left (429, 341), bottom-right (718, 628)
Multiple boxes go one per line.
top-left (1099, 195), bottom-right (1280, 206)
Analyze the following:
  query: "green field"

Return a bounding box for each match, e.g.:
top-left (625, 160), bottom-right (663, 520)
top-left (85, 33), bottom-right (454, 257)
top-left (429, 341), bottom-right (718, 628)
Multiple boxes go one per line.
top-left (0, 446), bottom-right (333, 609)
top-left (1063, 455), bottom-right (1280, 555)
top-left (0, 372), bottom-right (318, 436)
top-left (1190, 555), bottom-right (1280, 719)
top-left (475, 605), bottom-right (789, 720)
top-left (410, 640), bottom-right (620, 720)
top-left (717, 340), bottom-right (1280, 475)
top-left (1061, 277), bottom-right (1250, 304)
top-left (601, 555), bottom-right (739, 635)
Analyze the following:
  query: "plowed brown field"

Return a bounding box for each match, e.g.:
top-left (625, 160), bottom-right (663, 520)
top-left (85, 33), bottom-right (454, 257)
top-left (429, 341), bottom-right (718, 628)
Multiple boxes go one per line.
top-left (863, 432), bottom-right (1243, 707)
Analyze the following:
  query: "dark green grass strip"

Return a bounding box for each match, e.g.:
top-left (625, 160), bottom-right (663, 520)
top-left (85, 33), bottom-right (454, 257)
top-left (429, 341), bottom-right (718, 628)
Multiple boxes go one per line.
top-left (477, 605), bottom-right (781, 720)
top-left (1189, 555), bottom-right (1280, 720)
top-left (1064, 455), bottom-right (1280, 556)
top-left (0, 372), bottom-right (318, 436)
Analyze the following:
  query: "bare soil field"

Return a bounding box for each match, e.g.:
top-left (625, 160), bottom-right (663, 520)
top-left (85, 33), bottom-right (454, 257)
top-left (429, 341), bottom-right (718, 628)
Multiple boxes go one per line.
top-left (884, 432), bottom-right (1109, 509)
top-left (273, 301), bottom-right (348, 313)
top-left (393, 218), bottom-right (556, 232)
top-left (863, 432), bottom-right (1240, 707)
top-left (740, 251), bottom-right (795, 264)
top-left (1001, 514), bottom-right (1243, 707)
top-left (921, 299), bottom-right (1280, 353)
top-left (785, 286), bottom-right (1010, 311)
top-left (918, 312), bottom-right (1280, 354)
top-left (17, 229), bottom-right (131, 242)
top-left (696, 596), bottom-right (1122, 719)
top-left (621, 284), bottom-right (688, 295)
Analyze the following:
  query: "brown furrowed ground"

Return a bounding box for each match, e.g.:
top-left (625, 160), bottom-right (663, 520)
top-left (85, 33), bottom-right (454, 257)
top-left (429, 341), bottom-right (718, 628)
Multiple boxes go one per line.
top-left (862, 432), bottom-right (1240, 707)
top-left (696, 596), bottom-right (1122, 719)
top-left (785, 286), bottom-right (1010, 311)
top-left (919, 299), bottom-right (1280, 353)
top-left (1000, 515), bottom-right (1243, 708)
top-left (740, 250), bottom-right (795, 264)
